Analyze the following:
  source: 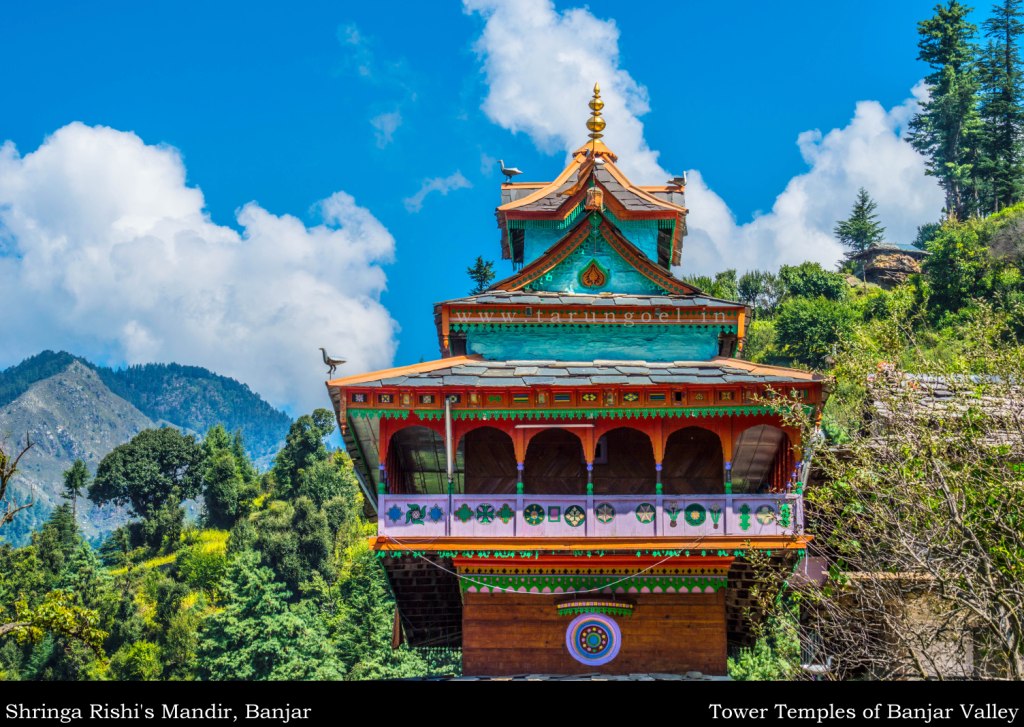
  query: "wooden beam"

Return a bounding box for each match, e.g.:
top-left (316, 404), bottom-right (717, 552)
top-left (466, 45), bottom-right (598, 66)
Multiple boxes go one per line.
top-left (369, 535), bottom-right (812, 552)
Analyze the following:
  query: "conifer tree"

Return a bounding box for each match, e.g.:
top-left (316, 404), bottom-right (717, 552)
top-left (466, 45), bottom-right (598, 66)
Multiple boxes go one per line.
top-left (834, 188), bottom-right (886, 255)
top-left (909, 1), bottom-right (983, 219)
top-left (467, 256), bottom-right (496, 295)
top-left (61, 460), bottom-right (89, 522)
top-left (978, 0), bottom-right (1024, 211)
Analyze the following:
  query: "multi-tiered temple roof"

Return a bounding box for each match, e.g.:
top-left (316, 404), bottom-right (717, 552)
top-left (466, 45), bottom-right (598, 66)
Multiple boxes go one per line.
top-left (325, 85), bottom-right (825, 674)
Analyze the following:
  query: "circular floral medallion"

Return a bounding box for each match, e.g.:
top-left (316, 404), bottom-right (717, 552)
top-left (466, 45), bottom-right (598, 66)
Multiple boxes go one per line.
top-left (684, 503), bottom-right (707, 527)
top-left (565, 613), bottom-right (622, 665)
top-left (524, 503), bottom-right (544, 526)
top-left (635, 502), bottom-right (656, 523)
top-left (755, 505), bottom-right (776, 525)
top-left (564, 505), bottom-right (586, 528)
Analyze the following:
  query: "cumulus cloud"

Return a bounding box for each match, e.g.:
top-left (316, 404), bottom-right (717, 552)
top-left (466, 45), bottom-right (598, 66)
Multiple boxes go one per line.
top-left (0, 122), bottom-right (398, 415)
top-left (370, 111), bottom-right (402, 148)
top-left (464, 0), bottom-right (944, 274)
top-left (403, 171), bottom-right (473, 213)
top-left (464, 0), bottom-right (665, 183)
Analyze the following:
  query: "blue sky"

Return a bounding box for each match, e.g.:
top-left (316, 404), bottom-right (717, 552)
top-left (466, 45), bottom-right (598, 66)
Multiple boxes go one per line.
top-left (0, 1), bottom-right (983, 414)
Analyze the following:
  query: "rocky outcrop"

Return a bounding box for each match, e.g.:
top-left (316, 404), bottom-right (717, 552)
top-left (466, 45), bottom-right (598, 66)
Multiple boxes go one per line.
top-left (0, 361), bottom-right (152, 541)
top-left (865, 252), bottom-right (922, 289)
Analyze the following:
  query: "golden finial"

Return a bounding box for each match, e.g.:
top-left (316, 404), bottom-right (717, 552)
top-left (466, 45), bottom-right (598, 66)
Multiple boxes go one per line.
top-left (586, 82), bottom-right (606, 140)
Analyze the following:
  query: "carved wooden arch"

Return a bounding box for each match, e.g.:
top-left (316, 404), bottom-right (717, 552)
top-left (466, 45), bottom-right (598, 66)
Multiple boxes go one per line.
top-left (453, 420), bottom-right (517, 445)
top-left (521, 424), bottom-right (591, 462)
top-left (380, 418), bottom-right (446, 462)
top-left (732, 418), bottom-right (802, 458)
top-left (662, 419), bottom-right (726, 462)
top-left (591, 419), bottom-right (660, 462)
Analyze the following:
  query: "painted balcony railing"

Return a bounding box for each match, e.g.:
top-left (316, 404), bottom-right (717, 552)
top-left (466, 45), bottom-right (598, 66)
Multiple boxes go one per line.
top-left (377, 493), bottom-right (803, 540)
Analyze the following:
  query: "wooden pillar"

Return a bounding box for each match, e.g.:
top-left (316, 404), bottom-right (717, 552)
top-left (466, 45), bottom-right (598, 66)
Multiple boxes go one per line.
top-left (581, 427), bottom-right (596, 495)
top-left (378, 418), bottom-right (393, 495)
top-left (512, 427), bottom-right (528, 495)
top-left (651, 419), bottom-right (664, 495)
top-left (722, 417), bottom-right (735, 495)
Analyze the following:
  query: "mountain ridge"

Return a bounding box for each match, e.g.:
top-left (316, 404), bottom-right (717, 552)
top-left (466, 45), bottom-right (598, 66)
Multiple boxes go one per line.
top-left (0, 351), bottom-right (293, 545)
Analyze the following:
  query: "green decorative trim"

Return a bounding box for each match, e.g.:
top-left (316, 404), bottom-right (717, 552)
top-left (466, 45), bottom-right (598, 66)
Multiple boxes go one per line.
top-left (348, 409), bottom-right (411, 420)
top-left (779, 503), bottom-right (792, 528)
top-left (556, 601), bottom-right (635, 618)
top-left (739, 504), bottom-right (751, 531)
top-left (454, 503), bottom-right (474, 523)
top-left (459, 573), bottom-right (727, 594)
top-left (507, 202), bottom-right (585, 231)
top-left (406, 405), bottom-right (798, 422)
top-left (497, 503), bottom-right (515, 524)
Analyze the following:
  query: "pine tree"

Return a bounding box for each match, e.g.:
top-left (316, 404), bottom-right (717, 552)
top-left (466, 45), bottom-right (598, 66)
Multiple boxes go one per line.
top-left (61, 460), bottom-right (89, 522)
top-left (834, 188), bottom-right (886, 254)
top-left (466, 256), bottom-right (496, 295)
top-left (909, 1), bottom-right (983, 219)
top-left (978, 0), bottom-right (1024, 212)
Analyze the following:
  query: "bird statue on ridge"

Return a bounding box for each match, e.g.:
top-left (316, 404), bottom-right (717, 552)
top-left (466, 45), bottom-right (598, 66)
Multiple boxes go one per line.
top-left (499, 160), bottom-right (523, 182)
top-left (319, 348), bottom-right (346, 377)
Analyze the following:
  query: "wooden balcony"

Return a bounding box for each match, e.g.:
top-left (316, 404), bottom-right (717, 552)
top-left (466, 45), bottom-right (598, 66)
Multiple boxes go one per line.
top-left (377, 492), bottom-right (803, 540)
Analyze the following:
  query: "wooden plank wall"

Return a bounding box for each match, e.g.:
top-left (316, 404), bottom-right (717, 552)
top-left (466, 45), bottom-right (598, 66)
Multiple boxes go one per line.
top-left (462, 591), bottom-right (727, 676)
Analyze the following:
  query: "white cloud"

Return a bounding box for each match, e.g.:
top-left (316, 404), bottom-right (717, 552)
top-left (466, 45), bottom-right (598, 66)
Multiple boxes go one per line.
top-left (370, 111), bottom-right (402, 148)
top-left (464, 0), bottom-right (944, 274)
top-left (480, 151), bottom-right (497, 176)
top-left (403, 171), bottom-right (472, 213)
top-left (0, 122), bottom-right (398, 415)
top-left (464, 0), bottom-right (665, 183)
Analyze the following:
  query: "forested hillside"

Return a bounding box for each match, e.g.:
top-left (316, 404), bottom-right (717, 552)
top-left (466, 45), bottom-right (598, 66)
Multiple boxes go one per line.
top-left (0, 352), bottom-right (292, 547)
top-left (0, 412), bottom-right (460, 680)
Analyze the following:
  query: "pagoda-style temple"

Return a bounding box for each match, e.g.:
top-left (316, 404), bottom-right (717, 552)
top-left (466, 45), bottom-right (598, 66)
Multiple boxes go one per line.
top-left (327, 85), bottom-right (825, 676)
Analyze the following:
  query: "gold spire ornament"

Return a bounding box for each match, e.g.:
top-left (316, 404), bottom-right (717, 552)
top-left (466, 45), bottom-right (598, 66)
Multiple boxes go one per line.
top-left (586, 82), bottom-right (606, 140)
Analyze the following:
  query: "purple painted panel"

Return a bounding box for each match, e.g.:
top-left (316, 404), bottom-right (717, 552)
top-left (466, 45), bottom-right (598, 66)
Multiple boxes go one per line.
top-left (379, 495), bottom-right (448, 538)
top-left (723, 496), bottom-right (800, 537)
top-left (518, 495), bottom-right (588, 538)
top-left (450, 495), bottom-right (517, 537)
top-left (660, 497), bottom-right (722, 537)
top-left (590, 497), bottom-right (657, 537)
top-left (377, 493), bottom-right (805, 539)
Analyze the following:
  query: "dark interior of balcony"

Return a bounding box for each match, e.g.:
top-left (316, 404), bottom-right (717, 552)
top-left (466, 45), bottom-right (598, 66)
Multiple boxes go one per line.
top-left (381, 421), bottom-right (795, 496)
